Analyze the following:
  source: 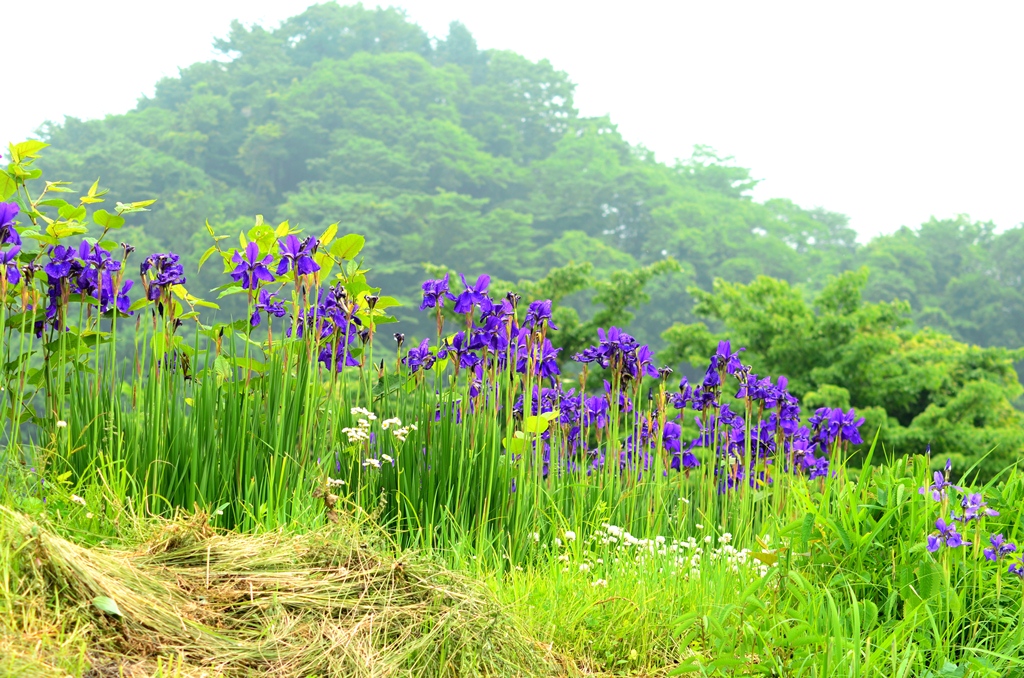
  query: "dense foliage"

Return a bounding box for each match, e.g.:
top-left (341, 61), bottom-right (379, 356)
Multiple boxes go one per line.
top-left (661, 270), bottom-right (1024, 476)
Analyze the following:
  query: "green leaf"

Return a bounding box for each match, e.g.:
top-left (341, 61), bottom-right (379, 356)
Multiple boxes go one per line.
top-left (800, 512), bottom-right (815, 554)
top-left (46, 223), bottom-right (88, 239)
top-left (198, 245), bottom-right (219, 271)
top-left (320, 222), bottom-right (338, 246)
top-left (11, 140), bottom-right (48, 162)
top-left (58, 204), bottom-right (87, 222)
top-left (128, 297), bottom-right (150, 311)
top-left (92, 209), bottom-right (125, 230)
top-left (92, 596), bottom-right (122, 617)
top-left (523, 415), bottom-right (549, 434)
top-left (330, 233), bottom-right (364, 260)
top-left (0, 172), bottom-right (16, 201)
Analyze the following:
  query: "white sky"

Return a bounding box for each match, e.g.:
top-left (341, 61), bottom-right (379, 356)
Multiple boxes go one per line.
top-left (4, 1), bottom-right (1022, 240)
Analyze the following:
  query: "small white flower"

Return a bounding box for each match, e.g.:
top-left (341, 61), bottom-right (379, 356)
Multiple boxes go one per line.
top-left (695, 523), bottom-right (704, 529)
top-left (655, 535), bottom-right (666, 545)
top-left (381, 454), bottom-right (394, 465)
top-left (558, 553), bottom-right (570, 562)
top-left (362, 458), bottom-right (382, 469)
top-left (554, 537), bottom-right (563, 548)
top-left (327, 478), bottom-right (347, 487)
top-left (343, 427), bottom-right (370, 443)
top-left (591, 578), bottom-right (608, 587)
top-left (381, 417), bottom-right (402, 430)
top-left (85, 512), bottom-right (93, 519)
top-left (579, 563), bottom-right (590, 572)
top-left (56, 420), bottom-right (68, 429)
top-left (719, 533), bottom-right (733, 545)
top-left (564, 530), bottom-right (577, 542)
top-left (70, 494), bottom-right (86, 507)
top-left (704, 535), bottom-right (713, 544)
top-left (532, 532), bottom-right (540, 542)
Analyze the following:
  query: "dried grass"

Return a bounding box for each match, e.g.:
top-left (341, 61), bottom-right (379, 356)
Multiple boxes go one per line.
top-left (0, 506), bottom-right (557, 677)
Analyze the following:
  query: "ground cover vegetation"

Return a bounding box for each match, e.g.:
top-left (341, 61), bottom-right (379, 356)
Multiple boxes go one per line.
top-left (1, 143), bottom-right (1024, 676)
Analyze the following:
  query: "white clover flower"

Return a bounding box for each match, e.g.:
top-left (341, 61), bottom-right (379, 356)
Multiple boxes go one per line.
top-left (579, 563), bottom-right (590, 572)
top-left (70, 494), bottom-right (86, 507)
top-left (532, 532), bottom-right (540, 542)
top-left (56, 420), bottom-right (68, 429)
top-left (704, 535), bottom-right (713, 544)
top-left (695, 523), bottom-right (704, 529)
top-left (655, 535), bottom-right (666, 545)
top-left (564, 530), bottom-right (577, 542)
top-left (591, 578), bottom-right (608, 587)
top-left (719, 533), bottom-right (733, 545)
top-left (554, 537), bottom-right (563, 548)
top-left (558, 553), bottom-right (570, 562)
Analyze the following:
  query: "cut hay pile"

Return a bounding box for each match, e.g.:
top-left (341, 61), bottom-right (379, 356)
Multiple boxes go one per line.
top-left (0, 506), bottom-right (556, 677)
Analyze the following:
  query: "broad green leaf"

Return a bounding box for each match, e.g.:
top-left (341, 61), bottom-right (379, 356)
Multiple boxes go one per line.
top-left (274, 220), bottom-right (290, 237)
top-left (92, 596), bottom-right (122, 617)
top-left (58, 204), bottom-right (87, 222)
top-left (11, 140), bottom-right (48, 162)
top-left (92, 209), bottom-right (125, 230)
top-left (523, 415), bottom-right (549, 434)
top-left (0, 173), bottom-right (16, 200)
top-left (330, 233), bottom-right (364, 260)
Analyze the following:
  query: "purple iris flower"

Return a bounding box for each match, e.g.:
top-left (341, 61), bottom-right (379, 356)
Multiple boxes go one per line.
top-left (45, 245), bottom-right (77, 280)
top-left (251, 289), bottom-right (287, 327)
top-left (984, 534), bottom-right (1017, 562)
top-left (0, 202), bottom-right (20, 246)
top-left (420, 274), bottom-right (454, 310)
top-left (524, 299), bottom-right (557, 330)
top-left (319, 341), bottom-right (360, 370)
top-left (0, 245), bottom-right (20, 285)
top-left (669, 377), bottom-right (693, 409)
top-left (404, 338), bottom-right (435, 373)
top-left (959, 493), bottom-right (999, 522)
top-left (927, 517), bottom-right (968, 552)
top-left (438, 331), bottom-right (480, 369)
top-left (140, 252), bottom-right (186, 301)
top-left (231, 242), bottom-right (276, 289)
top-left (276, 235), bottom-right (320, 276)
top-left (715, 340), bottom-right (745, 374)
top-left (583, 396), bottom-right (609, 428)
top-left (453, 274), bottom-right (490, 313)
top-left (919, 464), bottom-right (962, 502)
top-left (1010, 559), bottom-right (1024, 579)
top-left (115, 280), bottom-right (134, 315)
